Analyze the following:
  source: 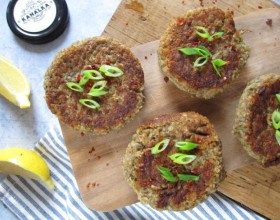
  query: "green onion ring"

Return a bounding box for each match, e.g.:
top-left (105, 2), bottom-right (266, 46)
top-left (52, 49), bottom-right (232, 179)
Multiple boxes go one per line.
top-left (157, 166), bottom-right (178, 182)
top-left (272, 109), bottom-right (280, 130)
top-left (276, 94), bottom-right (280, 103)
top-left (90, 80), bottom-right (107, 92)
top-left (194, 26), bottom-right (210, 39)
top-left (78, 75), bottom-right (90, 86)
top-left (169, 153), bottom-right (196, 165)
top-left (66, 82), bottom-right (83, 92)
top-left (99, 65), bottom-right (124, 77)
top-left (83, 70), bottom-right (104, 80)
top-left (79, 99), bottom-right (100, 109)
top-left (178, 174), bottom-right (199, 181)
top-left (150, 139), bottom-right (170, 154)
top-left (175, 141), bottom-right (198, 151)
top-left (88, 90), bottom-right (108, 97)
top-left (194, 57), bottom-right (208, 67)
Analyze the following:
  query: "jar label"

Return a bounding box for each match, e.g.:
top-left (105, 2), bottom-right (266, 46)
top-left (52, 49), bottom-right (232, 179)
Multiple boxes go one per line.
top-left (13, 0), bottom-right (57, 33)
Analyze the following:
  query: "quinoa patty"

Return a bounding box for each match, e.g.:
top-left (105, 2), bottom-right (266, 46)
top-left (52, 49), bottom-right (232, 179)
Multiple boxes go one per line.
top-left (44, 37), bottom-right (144, 134)
top-left (158, 7), bottom-right (249, 99)
top-left (233, 73), bottom-right (280, 167)
top-left (123, 112), bottom-right (225, 211)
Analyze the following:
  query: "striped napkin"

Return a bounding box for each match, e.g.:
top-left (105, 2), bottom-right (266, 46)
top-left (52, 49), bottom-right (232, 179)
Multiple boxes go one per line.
top-left (0, 126), bottom-right (264, 220)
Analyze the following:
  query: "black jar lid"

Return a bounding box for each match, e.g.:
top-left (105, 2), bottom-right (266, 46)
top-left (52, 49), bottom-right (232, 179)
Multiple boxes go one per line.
top-left (6, 0), bottom-right (69, 44)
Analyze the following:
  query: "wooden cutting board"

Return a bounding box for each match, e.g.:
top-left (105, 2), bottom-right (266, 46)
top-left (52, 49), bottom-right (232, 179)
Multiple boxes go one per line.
top-left (61, 3), bottom-right (280, 219)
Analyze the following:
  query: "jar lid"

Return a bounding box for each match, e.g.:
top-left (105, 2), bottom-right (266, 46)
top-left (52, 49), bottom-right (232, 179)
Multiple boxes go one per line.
top-left (6, 0), bottom-right (69, 44)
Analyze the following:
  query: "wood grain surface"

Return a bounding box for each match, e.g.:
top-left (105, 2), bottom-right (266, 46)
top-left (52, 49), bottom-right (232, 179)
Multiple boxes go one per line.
top-left (102, 1), bottom-right (280, 218)
top-left (61, 2), bottom-right (280, 217)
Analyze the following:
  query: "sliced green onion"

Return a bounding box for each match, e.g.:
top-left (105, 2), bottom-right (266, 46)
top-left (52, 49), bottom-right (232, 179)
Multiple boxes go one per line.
top-left (66, 82), bottom-right (83, 92)
top-left (194, 26), bottom-right (224, 42)
top-left (276, 94), bottom-right (280, 103)
top-left (194, 57), bottom-right (208, 67)
top-left (175, 141), bottom-right (198, 151)
top-left (78, 75), bottom-right (90, 86)
top-left (194, 45), bottom-right (211, 57)
top-left (151, 139), bottom-right (170, 154)
top-left (88, 90), bottom-right (108, 97)
top-left (272, 109), bottom-right (280, 130)
top-left (83, 70), bottom-right (104, 80)
top-left (178, 174), bottom-right (199, 181)
top-left (211, 58), bottom-right (228, 77)
top-left (179, 48), bottom-right (200, 56)
top-left (209, 32), bottom-right (224, 42)
top-left (275, 130), bottom-right (280, 146)
top-left (169, 153), bottom-right (196, 165)
top-left (79, 99), bottom-right (100, 109)
top-left (157, 166), bottom-right (178, 182)
top-left (194, 26), bottom-right (210, 39)
top-left (90, 80), bottom-right (107, 92)
top-left (99, 65), bottom-right (124, 77)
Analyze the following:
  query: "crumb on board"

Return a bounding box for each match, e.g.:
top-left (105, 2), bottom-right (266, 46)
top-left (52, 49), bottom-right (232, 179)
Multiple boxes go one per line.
top-left (86, 181), bottom-right (99, 189)
top-left (89, 147), bottom-right (95, 154)
top-left (164, 76), bottom-right (169, 83)
top-left (266, 19), bottom-right (272, 27)
top-left (144, 56), bottom-right (148, 60)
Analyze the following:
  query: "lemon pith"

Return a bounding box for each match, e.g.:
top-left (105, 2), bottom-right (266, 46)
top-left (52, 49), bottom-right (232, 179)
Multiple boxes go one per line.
top-left (0, 148), bottom-right (54, 189)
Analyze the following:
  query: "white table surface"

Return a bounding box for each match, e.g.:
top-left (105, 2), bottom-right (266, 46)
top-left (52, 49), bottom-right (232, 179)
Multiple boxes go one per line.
top-left (0, 0), bottom-right (121, 218)
top-left (1, 0), bottom-right (279, 219)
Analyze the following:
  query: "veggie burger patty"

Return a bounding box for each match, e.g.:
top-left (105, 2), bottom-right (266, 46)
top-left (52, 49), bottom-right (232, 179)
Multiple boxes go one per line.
top-left (234, 73), bottom-right (280, 167)
top-left (158, 7), bottom-right (249, 99)
top-left (44, 37), bottom-right (144, 134)
top-left (123, 112), bottom-right (225, 211)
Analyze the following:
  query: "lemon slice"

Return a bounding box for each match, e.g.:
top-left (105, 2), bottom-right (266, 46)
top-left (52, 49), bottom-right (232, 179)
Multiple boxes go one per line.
top-left (0, 56), bottom-right (31, 108)
top-left (0, 148), bottom-right (54, 189)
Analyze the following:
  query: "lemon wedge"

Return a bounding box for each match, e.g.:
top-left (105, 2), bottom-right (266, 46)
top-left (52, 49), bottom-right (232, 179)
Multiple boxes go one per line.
top-left (0, 56), bottom-right (31, 108)
top-left (0, 148), bottom-right (54, 189)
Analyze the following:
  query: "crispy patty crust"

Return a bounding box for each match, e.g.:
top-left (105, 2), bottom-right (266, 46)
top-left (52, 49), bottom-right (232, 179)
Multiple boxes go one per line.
top-left (44, 37), bottom-right (144, 134)
top-left (233, 73), bottom-right (280, 167)
top-left (158, 7), bottom-right (249, 99)
top-left (123, 112), bottom-right (225, 211)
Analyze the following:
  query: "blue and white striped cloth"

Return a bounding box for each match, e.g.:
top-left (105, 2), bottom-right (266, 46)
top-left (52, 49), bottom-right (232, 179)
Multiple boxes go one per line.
top-left (0, 126), bottom-right (265, 220)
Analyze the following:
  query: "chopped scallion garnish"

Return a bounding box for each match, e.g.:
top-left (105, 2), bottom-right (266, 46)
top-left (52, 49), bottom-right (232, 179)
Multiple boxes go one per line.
top-left (179, 45), bottom-right (228, 77)
top-left (177, 174), bottom-right (199, 181)
top-left (99, 65), bottom-right (123, 77)
top-left (169, 153), bottom-right (196, 165)
top-left (66, 82), bottom-right (83, 92)
top-left (272, 109), bottom-right (280, 130)
top-left (211, 59), bottom-right (228, 77)
top-left (276, 94), bottom-right (280, 102)
top-left (157, 166), bottom-right (178, 182)
top-left (151, 139), bottom-right (170, 154)
top-left (194, 26), bottom-right (224, 42)
top-left (88, 90), bottom-right (108, 97)
top-left (275, 130), bottom-right (280, 146)
top-left (90, 80), bottom-right (107, 91)
top-left (175, 141), bottom-right (198, 151)
top-left (79, 99), bottom-right (100, 109)
top-left (83, 70), bottom-right (104, 80)
top-left (78, 75), bottom-right (90, 86)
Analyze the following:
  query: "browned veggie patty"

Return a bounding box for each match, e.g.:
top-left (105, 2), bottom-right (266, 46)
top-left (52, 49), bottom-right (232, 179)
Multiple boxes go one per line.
top-left (233, 73), bottom-right (280, 167)
top-left (158, 7), bottom-right (249, 99)
top-left (123, 112), bottom-right (225, 211)
top-left (44, 37), bottom-right (144, 134)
